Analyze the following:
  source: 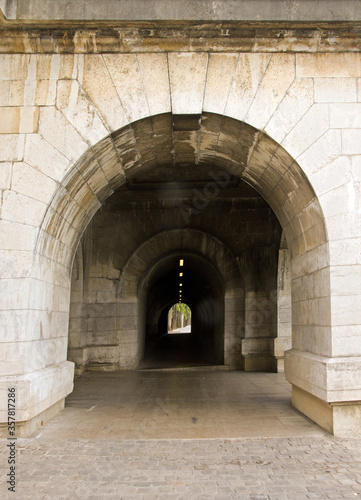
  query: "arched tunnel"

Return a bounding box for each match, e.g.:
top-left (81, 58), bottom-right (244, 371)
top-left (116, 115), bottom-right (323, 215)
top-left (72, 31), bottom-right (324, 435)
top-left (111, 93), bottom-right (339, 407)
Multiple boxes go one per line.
top-left (140, 252), bottom-right (224, 369)
top-left (66, 113), bottom-right (306, 375)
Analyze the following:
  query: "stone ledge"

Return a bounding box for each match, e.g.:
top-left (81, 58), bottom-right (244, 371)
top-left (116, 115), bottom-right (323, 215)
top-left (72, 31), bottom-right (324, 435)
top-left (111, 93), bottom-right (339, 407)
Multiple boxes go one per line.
top-left (0, 361), bottom-right (74, 424)
top-left (285, 349), bottom-right (361, 402)
top-left (1, 24), bottom-right (361, 54)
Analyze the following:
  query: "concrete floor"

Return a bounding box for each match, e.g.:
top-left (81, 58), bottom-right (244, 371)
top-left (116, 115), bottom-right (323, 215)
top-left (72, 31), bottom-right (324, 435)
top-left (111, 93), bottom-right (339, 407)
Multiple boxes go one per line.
top-left (35, 370), bottom-right (328, 440)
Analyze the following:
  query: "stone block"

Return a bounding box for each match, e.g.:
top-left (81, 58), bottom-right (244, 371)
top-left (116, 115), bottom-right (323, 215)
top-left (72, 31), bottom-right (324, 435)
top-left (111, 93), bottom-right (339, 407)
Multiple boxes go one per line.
top-left (85, 345), bottom-right (119, 364)
top-left (332, 325), bottom-right (361, 357)
top-left (315, 78), bottom-right (357, 103)
top-left (34, 79), bottom-right (57, 105)
top-left (241, 337), bottom-right (271, 355)
top-left (103, 54), bottom-right (150, 122)
top-left (0, 80), bottom-right (9, 105)
top-left (330, 103), bottom-right (361, 128)
top-left (0, 134), bottom-right (25, 161)
top-left (326, 212), bottom-right (361, 240)
top-left (309, 155), bottom-right (351, 197)
top-left (117, 316), bottom-right (137, 330)
top-left (245, 54), bottom-right (295, 130)
top-left (83, 55), bottom-right (128, 132)
top-left (9, 79), bottom-right (57, 106)
top-left (1, 190), bottom-right (46, 226)
top-left (56, 79), bottom-right (109, 145)
top-left (273, 337), bottom-right (292, 357)
top-left (0, 249), bottom-right (33, 278)
top-left (69, 303), bottom-right (85, 318)
top-left (331, 294), bottom-right (361, 327)
top-left (24, 133), bottom-right (70, 181)
top-left (282, 104), bottom-right (330, 160)
top-left (203, 53), bottom-right (238, 115)
top-left (117, 329), bottom-right (137, 344)
top-left (225, 53), bottom-right (271, 121)
top-left (0, 220), bottom-right (36, 251)
top-left (0, 106), bottom-right (39, 134)
top-left (137, 53), bottom-right (171, 115)
top-left (117, 302), bottom-right (137, 316)
top-left (87, 330), bottom-right (116, 346)
top-left (0, 161), bottom-right (11, 189)
top-left (68, 317), bottom-right (82, 334)
top-left (343, 129), bottom-right (361, 154)
top-left (86, 302), bottom-right (117, 318)
top-left (168, 52), bottom-right (208, 115)
top-left (297, 128), bottom-right (342, 179)
top-left (0, 277), bottom-right (45, 310)
top-left (319, 183), bottom-right (351, 218)
top-left (291, 246), bottom-right (320, 279)
top-left (0, 361), bottom-right (74, 428)
top-left (119, 343), bottom-right (138, 357)
top-left (296, 53), bottom-right (361, 78)
top-left (0, 54), bottom-right (30, 80)
top-left (0, 337), bottom-right (68, 375)
top-left (11, 161), bottom-right (56, 203)
top-left (329, 237), bottom-right (361, 266)
top-left (87, 316), bottom-right (116, 333)
top-left (38, 106), bottom-right (88, 163)
top-left (265, 77), bottom-right (313, 144)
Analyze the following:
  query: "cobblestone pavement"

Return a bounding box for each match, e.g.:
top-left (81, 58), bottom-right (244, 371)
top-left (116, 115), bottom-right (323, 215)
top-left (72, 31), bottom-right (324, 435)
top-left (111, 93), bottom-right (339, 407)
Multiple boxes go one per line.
top-left (2, 435), bottom-right (361, 499)
top-left (2, 371), bottom-right (361, 499)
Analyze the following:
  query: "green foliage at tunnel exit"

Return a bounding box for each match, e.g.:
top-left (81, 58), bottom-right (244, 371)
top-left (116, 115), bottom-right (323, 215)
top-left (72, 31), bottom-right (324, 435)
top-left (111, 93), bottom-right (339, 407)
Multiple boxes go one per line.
top-left (173, 303), bottom-right (191, 320)
top-left (168, 303), bottom-right (191, 332)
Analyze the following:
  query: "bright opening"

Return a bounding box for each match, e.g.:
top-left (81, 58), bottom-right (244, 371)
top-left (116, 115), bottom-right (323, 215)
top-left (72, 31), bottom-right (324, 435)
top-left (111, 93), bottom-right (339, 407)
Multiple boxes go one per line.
top-left (167, 303), bottom-right (192, 334)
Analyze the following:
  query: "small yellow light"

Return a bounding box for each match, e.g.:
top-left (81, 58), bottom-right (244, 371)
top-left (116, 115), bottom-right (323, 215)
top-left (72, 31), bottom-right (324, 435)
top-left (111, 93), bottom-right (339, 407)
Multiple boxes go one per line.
top-left (179, 283), bottom-right (182, 287)
top-left (179, 259), bottom-right (184, 266)
top-left (179, 272), bottom-right (183, 277)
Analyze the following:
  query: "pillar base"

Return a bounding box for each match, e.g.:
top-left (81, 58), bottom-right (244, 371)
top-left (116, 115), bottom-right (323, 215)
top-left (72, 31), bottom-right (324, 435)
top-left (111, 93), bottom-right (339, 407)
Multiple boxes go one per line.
top-left (292, 385), bottom-right (361, 437)
top-left (0, 399), bottom-right (65, 438)
top-left (286, 349), bottom-right (361, 436)
top-left (0, 361), bottom-right (74, 437)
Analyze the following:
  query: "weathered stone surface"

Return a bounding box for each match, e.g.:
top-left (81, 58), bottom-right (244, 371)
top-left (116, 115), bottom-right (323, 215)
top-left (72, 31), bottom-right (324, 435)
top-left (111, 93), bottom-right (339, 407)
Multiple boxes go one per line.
top-left (1, 11), bottom-right (361, 439)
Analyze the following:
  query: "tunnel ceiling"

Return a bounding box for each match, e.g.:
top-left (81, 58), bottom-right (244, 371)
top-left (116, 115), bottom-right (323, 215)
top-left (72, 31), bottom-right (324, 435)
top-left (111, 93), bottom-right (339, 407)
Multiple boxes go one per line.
top-left (86, 115), bottom-right (283, 281)
top-left (43, 111), bottom-right (326, 273)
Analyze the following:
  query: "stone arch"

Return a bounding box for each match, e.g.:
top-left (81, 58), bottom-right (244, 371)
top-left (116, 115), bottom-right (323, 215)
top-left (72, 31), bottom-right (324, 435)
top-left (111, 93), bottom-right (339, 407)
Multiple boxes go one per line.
top-left (37, 113), bottom-right (330, 366)
top-left (14, 110), bottom-right (337, 434)
top-left (115, 228), bottom-right (244, 368)
top-left (120, 228), bottom-right (242, 299)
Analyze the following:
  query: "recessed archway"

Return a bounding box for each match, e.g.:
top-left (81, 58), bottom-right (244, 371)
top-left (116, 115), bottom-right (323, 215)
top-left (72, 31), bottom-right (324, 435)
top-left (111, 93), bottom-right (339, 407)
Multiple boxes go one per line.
top-left (37, 112), bottom-right (331, 432)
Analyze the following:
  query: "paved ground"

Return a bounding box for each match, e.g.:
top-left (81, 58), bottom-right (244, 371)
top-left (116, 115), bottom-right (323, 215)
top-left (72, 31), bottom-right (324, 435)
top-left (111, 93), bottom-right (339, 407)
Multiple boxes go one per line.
top-left (1, 370), bottom-right (361, 499)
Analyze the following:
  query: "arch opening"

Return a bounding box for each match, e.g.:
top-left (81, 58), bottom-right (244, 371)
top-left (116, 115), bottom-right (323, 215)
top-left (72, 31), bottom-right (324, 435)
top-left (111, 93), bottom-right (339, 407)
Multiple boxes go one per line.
top-left (139, 251), bottom-right (224, 370)
top-left (167, 304), bottom-right (192, 334)
top-left (34, 112), bottom-right (332, 433)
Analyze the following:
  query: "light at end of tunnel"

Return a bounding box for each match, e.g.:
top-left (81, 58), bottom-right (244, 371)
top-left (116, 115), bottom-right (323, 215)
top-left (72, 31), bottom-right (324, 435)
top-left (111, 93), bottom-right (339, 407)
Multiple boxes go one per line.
top-left (179, 259), bottom-right (184, 266)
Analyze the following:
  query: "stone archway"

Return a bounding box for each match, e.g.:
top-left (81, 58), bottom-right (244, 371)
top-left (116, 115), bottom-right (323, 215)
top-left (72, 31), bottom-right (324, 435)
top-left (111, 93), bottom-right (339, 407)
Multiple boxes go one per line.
top-left (31, 112), bottom-right (335, 432)
top-left (4, 105), bottom-right (361, 436)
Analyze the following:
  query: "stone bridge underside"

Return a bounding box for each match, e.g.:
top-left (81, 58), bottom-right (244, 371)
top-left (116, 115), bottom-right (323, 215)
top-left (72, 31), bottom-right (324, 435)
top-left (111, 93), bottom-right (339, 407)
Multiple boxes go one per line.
top-left (1, 0), bottom-right (361, 439)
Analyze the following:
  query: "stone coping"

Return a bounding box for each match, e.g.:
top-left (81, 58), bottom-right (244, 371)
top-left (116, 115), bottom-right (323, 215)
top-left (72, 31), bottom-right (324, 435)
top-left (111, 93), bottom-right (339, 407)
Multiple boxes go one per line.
top-left (1, 0), bottom-right (361, 22)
